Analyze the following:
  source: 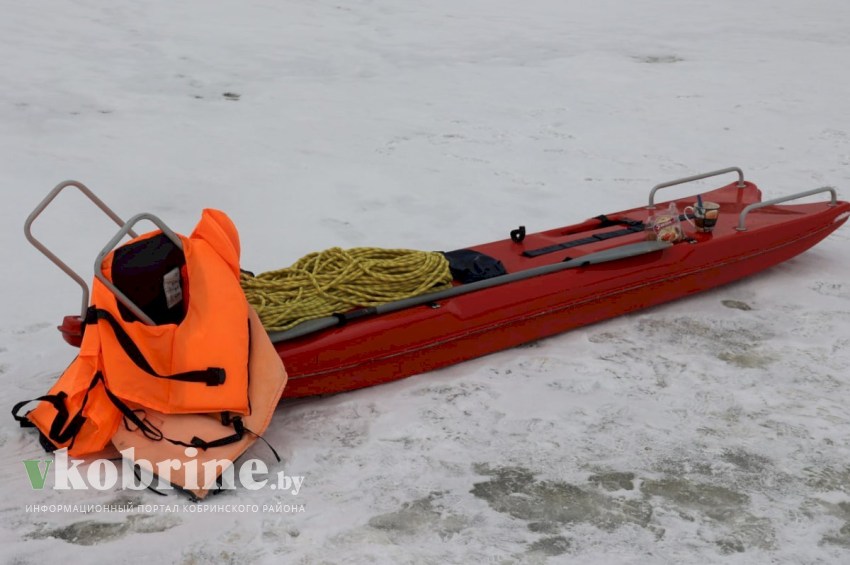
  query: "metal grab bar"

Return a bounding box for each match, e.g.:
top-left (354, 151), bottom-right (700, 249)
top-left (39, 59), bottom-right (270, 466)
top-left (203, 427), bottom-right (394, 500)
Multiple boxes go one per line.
top-left (94, 213), bottom-right (184, 326)
top-left (648, 167), bottom-right (745, 209)
top-left (736, 187), bottom-right (838, 232)
top-left (24, 180), bottom-right (138, 318)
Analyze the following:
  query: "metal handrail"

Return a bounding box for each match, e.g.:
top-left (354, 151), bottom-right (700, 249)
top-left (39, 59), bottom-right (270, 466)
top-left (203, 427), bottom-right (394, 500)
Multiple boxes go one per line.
top-left (24, 180), bottom-right (138, 318)
top-left (94, 213), bottom-right (184, 326)
top-left (648, 167), bottom-right (745, 209)
top-left (736, 187), bottom-right (838, 232)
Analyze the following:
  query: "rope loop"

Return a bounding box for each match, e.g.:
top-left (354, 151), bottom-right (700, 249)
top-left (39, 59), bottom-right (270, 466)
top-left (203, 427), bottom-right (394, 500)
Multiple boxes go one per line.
top-left (242, 248), bottom-right (453, 331)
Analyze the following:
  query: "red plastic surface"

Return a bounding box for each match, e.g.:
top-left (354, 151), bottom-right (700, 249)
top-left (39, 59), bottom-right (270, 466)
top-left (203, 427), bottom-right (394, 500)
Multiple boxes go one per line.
top-left (57, 181), bottom-right (849, 399)
top-left (58, 315), bottom-right (84, 347)
top-left (275, 181), bottom-right (849, 397)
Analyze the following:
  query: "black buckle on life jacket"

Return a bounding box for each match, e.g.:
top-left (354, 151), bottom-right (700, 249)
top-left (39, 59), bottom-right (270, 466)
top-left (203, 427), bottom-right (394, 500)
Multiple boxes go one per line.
top-left (190, 416), bottom-right (245, 450)
top-left (206, 368), bottom-right (226, 386)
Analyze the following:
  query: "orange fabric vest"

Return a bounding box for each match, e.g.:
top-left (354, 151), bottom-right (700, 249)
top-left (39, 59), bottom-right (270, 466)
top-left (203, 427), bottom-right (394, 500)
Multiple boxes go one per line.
top-left (18, 209), bottom-right (252, 456)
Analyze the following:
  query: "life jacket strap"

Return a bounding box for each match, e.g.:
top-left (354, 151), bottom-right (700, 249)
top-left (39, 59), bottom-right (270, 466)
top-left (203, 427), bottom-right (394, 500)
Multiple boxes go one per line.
top-left (190, 417), bottom-right (244, 450)
top-left (11, 372), bottom-right (102, 451)
top-left (99, 375), bottom-right (247, 452)
top-left (244, 427), bottom-right (282, 463)
top-left (86, 307), bottom-right (226, 386)
top-left (12, 397), bottom-right (48, 428)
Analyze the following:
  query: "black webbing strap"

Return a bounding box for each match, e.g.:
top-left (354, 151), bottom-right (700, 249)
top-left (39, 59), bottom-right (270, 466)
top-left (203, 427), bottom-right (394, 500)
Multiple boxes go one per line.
top-left (594, 214), bottom-right (620, 228)
top-left (191, 417), bottom-right (245, 450)
top-left (86, 307), bottom-right (225, 386)
top-left (12, 397), bottom-right (51, 428)
top-left (12, 376), bottom-right (262, 457)
top-left (11, 371), bottom-right (103, 451)
top-left (98, 373), bottom-right (246, 451)
top-left (522, 217), bottom-right (645, 258)
top-left (245, 428), bottom-right (282, 463)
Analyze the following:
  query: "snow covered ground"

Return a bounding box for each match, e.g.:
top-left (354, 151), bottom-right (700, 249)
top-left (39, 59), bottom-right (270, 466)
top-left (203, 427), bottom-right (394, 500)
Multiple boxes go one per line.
top-left (2, 0), bottom-right (850, 562)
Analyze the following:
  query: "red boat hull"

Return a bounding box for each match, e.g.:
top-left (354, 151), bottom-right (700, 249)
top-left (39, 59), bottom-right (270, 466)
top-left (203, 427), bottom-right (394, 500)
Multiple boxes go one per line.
top-left (276, 181), bottom-right (849, 398)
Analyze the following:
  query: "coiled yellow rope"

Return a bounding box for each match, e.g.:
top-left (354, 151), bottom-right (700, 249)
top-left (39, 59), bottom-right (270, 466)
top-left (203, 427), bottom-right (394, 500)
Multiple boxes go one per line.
top-left (242, 247), bottom-right (453, 332)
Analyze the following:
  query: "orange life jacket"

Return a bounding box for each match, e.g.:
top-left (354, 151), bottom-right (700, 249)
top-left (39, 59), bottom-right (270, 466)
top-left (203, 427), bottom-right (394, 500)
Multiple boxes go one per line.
top-left (14, 209), bottom-right (259, 457)
top-left (111, 306), bottom-right (287, 500)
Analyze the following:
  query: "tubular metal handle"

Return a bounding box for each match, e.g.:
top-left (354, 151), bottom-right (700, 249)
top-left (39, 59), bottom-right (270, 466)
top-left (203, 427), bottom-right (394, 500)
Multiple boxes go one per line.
top-left (736, 187), bottom-right (838, 232)
top-left (94, 213), bottom-right (184, 326)
top-left (24, 180), bottom-right (138, 318)
top-left (648, 167), bottom-right (745, 209)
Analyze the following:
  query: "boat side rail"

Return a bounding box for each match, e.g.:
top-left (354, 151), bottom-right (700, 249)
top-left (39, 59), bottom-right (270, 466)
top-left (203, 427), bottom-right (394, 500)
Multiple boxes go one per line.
top-left (736, 187), bottom-right (838, 232)
top-left (94, 212), bottom-right (185, 326)
top-left (24, 180), bottom-right (138, 319)
top-left (269, 239), bottom-right (673, 343)
top-left (648, 167), bottom-right (745, 209)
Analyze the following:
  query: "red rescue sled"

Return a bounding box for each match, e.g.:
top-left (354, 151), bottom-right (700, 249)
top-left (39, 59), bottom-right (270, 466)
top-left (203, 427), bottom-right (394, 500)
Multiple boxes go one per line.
top-left (27, 168), bottom-right (850, 398)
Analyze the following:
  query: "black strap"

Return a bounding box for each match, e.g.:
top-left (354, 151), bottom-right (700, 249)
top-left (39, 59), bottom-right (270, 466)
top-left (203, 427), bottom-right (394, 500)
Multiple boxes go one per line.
top-left (14, 380), bottom-right (279, 471)
top-left (190, 417), bottom-right (245, 450)
top-left (594, 214), bottom-right (619, 228)
top-left (11, 372), bottom-right (103, 450)
top-left (245, 428), bottom-right (282, 463)
top-left (38, 431), bottom-right (60, 453)
top-left (133, 465), bottom-right (169, 497)
top-left (86, 308), bottom-right (225, 386)
top-left (12, 396), bottom-right (54, 428)
top-left (99, 374), bottom-right (246, 451)
top-left (522, 220), bottom-right (645, 258)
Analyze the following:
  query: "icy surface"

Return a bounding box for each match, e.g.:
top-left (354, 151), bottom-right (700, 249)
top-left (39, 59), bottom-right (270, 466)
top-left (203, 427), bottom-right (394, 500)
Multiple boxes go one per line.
top-left (2, 0), bottom-right (850, 563)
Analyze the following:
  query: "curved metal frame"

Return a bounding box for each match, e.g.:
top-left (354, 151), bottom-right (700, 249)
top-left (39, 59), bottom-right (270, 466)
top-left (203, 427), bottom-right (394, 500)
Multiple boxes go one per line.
top-left (648, 167), bottom-right (745, 209)
top-left (24, 180), bottom-right (138, 318)
top-left (94, 213), bottom-right (184, 326)
top-left (736, 187), bottom-right (838, 232)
